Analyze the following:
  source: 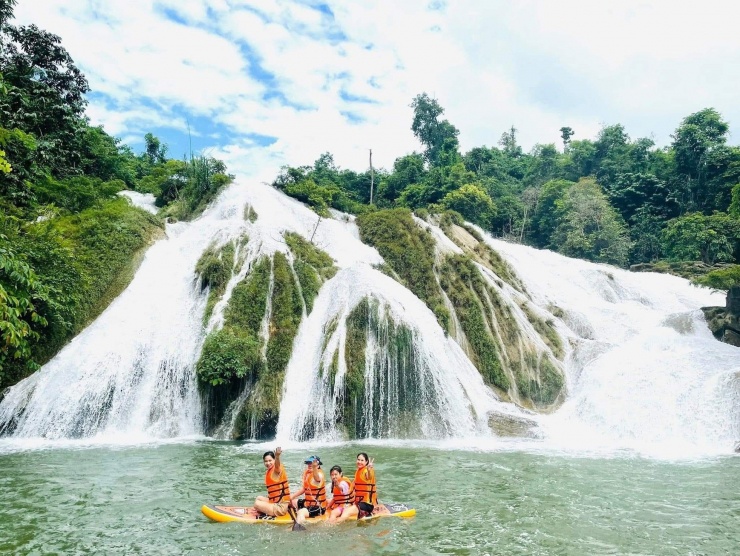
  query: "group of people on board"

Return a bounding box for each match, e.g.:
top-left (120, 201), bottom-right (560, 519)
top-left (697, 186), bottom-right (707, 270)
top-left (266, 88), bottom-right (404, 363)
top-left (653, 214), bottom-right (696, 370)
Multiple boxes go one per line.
top-left (250, 447), bottom-right (390, 524)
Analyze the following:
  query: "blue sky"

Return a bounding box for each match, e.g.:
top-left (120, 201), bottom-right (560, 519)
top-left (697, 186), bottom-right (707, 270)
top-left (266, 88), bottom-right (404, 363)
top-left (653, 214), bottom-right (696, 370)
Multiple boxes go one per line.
top-left (13, 0), bottom-right (740, 181)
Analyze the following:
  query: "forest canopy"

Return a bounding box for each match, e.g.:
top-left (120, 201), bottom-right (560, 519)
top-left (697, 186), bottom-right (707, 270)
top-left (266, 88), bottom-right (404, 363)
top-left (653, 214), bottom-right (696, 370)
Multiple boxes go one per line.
top-left (0, 0), bottom-right (233, 388)
top-left (273, 94), bottom-right (740, 276)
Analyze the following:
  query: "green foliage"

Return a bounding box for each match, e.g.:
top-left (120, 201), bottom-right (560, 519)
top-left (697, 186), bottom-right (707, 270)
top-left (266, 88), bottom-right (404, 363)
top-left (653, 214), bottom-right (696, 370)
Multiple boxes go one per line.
top-left (196, 329), bottom-right (261, 386)
top-left (225, 256), bottom-right (270, 334)
top-left (661, 212), bottom-right (740, 265)
top-left (441, 184), bottom-right (496, 228)
top-left (32, 175), bottom-right (124, 213)
top-left (410, 93), bottom-right (460, 167)
top-left (439, 255), bottom-right (508, 390)
top-left (244, 203), bottom-right (258, 222)
top-left (284, 231), bottom-right (337, 313)
top-left (0, 234), bottom-right (49, 383)
top-left (0, 200), bottom-right (161, 388)
top-left (356, 208), bottom-right (449, 330)
top-left (195, 240), bottom-right (237, 323)
top-left (693, 265), bottom-right (740, 290)
top-left (266, 252), bottom-right (303, 376)
top-left (516, 359), bottom-right (563, 406)
top-left (671, 108), bottom-right (730, 212)
top-left (551, 178), bottom-right (632, 267)
top-left (343, 298), bottom-right (369, 435)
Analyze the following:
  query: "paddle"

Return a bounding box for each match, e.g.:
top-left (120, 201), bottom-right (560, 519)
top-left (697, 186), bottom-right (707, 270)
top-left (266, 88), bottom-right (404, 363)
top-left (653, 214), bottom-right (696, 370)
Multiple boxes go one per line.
top-left (286, 503), bottom-right (306, 532)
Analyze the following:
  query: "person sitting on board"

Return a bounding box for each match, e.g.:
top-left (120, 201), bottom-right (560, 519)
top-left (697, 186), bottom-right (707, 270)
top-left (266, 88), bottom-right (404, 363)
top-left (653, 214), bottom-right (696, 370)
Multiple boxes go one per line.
top-left (288, 455), bottom-right (327, 524)
top-left (249, 446), bottom-right (291, 518)
top-left (334, 452), bottom-right (390, 522)
top-left (326, 464), bottom-right (355, 524)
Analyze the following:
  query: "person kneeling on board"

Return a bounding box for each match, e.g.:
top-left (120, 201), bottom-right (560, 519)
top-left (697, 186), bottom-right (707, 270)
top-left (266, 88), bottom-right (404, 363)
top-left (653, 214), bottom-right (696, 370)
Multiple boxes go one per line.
top-left (289, 455), bottom-right (327, 524)
top-left (249, 447), bottom-right (291, 518)
top-left (334, 452), bottom-right (390, 523)
top-left (326, 465), bottom-right (354, 524)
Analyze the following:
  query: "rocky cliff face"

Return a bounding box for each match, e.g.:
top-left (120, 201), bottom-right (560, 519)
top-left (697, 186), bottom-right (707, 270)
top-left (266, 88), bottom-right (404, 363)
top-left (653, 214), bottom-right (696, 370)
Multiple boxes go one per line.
top-left (702, 286), bottom-right (740, 347)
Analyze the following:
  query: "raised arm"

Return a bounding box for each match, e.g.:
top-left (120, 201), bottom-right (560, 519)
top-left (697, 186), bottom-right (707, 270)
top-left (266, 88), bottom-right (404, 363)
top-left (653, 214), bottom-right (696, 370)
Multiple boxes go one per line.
top-left (271, 446), bottom-right (284, 482)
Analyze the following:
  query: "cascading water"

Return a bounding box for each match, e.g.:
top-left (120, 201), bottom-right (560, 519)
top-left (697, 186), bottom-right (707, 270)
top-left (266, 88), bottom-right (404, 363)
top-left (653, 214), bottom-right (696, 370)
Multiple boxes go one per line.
top-left (484, 234), bottom-right (740, 455)
top-left (0, 187), bottom-right (256, 440)
top-left (275, 266), bottom-right (510, 441)
top-left (2, 179), bottom-right (738, 456)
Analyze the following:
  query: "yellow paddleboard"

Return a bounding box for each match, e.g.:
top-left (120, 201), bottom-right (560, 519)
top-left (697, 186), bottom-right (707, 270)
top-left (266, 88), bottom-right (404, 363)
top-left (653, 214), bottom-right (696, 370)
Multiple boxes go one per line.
top-left (201, 503), bottom-right (416, 524)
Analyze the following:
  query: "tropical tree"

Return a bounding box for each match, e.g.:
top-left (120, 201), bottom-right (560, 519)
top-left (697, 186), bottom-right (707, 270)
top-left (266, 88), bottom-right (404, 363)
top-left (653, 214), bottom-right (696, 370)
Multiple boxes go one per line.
top-left (551, 178), bottom-right (632, 266)
top-left (441, 184), bottom-right (496, 228)
top-left (410, 93), bottom-right (460, 167)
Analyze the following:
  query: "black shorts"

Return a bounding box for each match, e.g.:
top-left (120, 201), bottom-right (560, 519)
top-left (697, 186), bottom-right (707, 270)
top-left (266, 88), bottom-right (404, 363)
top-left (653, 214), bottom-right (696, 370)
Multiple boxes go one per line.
top-left (306, 505), bottom-right (325, 518)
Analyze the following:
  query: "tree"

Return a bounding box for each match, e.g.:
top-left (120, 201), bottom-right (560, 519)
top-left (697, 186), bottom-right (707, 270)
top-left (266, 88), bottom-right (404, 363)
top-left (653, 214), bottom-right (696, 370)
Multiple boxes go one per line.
top-left (144, 133), bottom-right (168, 166)
top-left (0, 233), bottom-right (49, 380)
top-left (671, 108), bottom-right (730, 212)
top-left (560, 127), bottom-right (574, 150)
top-left (661, 212), bottom-right (740, 265)
top-left (499, 126), bottom-right (522, 158)
top-left (0, 0), bottom-right (17, 26)
top-left (440, 184), bottom-right (496, 228)
top-left (410, 93), bottom-right (460, 167)
top-left (0, 23), bottom-right (90, 180)
top-left (606, 172), bottom-right (680, 224)
top-left (551, 178), bottom-right (632, 266)
top-left (529, 179), bottom-right (574, 247)
top-left (378, 153), bottom-right (426, 203)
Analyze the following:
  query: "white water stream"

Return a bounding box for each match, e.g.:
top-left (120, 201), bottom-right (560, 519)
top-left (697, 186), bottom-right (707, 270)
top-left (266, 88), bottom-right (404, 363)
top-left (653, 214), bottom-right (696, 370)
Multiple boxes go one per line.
top-left (1, 182), bottom-right (738, 456)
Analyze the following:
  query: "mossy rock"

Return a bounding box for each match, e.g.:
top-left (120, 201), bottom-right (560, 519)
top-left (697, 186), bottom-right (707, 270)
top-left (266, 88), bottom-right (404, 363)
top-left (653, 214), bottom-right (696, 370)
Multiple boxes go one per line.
top-left (356, 208), bottom-right (449, 331)
top-left (439, 255), bottom-right (509, 391)
top-left (284, 231), bottom-right (337, 313)
top-left (195, 240), bottom-right (239, 324)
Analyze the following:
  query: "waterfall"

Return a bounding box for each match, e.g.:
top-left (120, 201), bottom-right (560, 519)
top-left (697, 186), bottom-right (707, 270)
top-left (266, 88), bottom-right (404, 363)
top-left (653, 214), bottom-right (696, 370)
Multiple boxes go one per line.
top-left (274, 265), bottom-right (509, 441)
top-left (2, 179), bottom-right (738, 455)
top-left (484, 235), bottom-right (740, 455)
top-left (0, 186), bottom-right (254, 440)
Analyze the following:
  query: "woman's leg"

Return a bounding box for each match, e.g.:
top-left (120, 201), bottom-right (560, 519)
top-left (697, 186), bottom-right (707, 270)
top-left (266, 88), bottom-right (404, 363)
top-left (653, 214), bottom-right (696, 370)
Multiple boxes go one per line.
top-left (334, 504), bottom-right (358, 523)
top-left (328, 506), bottom-right (343, 524)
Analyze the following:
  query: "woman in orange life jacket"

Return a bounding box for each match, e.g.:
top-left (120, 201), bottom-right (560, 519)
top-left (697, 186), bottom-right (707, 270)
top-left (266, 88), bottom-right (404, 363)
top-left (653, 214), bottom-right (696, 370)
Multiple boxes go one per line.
top-left (250, 446), bottom-right (291, 517)
top-left (334, 452), bottom-right (390, 523)
top-left (326, 465), bottom-right (354, 524)
top-left (288, 455), bottom-right (327, 524)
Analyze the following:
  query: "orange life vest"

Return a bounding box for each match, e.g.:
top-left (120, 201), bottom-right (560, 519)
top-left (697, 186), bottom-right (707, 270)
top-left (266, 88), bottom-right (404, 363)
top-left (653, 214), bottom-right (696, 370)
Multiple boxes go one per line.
top-left (354, 466), bottom-right (377, 505)
top-left (331, 476), bottom-right (354, 506)
top-left (265, 465), bottom-right (291, 504)
top-left (302, 468), bottom-right (327, 509)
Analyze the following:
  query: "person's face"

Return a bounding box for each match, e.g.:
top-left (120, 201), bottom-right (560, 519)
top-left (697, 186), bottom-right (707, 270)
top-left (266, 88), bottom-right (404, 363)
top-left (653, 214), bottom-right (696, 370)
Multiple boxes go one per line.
top-left (330, 469), bottom-right (341, 483)
top-left (263, 455), bottom-right (275, 469)
top-left (356, 454), bottom-right (367, 469)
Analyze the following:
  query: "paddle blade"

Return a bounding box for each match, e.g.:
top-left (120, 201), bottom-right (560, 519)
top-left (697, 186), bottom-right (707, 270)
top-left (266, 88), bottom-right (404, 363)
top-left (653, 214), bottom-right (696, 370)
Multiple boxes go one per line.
top-left (291, 521), bottom-right (307, 532)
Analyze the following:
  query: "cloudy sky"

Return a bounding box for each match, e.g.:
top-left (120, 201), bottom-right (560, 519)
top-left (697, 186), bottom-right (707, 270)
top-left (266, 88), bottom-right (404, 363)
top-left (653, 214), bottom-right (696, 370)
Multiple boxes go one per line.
top-left (13, 0), bottom-right (740, 181)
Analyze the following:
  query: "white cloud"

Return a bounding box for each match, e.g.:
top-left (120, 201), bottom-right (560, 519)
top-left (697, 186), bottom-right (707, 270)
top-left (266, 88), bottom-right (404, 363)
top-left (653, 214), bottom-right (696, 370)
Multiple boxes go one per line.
top-left (12, 0), bottom-right (740, 179)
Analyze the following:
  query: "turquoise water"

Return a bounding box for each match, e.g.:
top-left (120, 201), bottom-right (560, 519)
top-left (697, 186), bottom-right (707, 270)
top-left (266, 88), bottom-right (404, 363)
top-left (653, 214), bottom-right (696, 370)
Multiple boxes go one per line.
top-left (0, 442), bottom-right (738, 555)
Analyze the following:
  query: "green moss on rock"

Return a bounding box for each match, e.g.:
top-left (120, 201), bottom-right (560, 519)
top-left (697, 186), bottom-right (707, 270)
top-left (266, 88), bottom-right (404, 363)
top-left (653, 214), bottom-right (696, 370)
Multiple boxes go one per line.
top-left (195, 240), bottom-right (238, 324)
top-left (439, 255), bottom-right (509, 390)
top-left (343, 297), bottom-right (370, 437)
top-left (244, 203), bottom-right (258, 222)
top-left (284, 231), bottom-right (337, 313)
top-left (356, 208), bottom-right (449, 331)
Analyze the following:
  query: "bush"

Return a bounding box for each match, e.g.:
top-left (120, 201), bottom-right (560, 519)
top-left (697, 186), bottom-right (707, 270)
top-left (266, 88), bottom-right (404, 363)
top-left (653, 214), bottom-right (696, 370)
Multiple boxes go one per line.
top-left (196, 329), bottom-right (261, 386)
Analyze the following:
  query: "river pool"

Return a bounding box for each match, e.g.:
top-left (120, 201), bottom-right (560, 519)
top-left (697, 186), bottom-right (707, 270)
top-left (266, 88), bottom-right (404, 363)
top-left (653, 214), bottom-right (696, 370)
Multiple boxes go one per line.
top-left (0, 441), bottom-right (738, 555)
